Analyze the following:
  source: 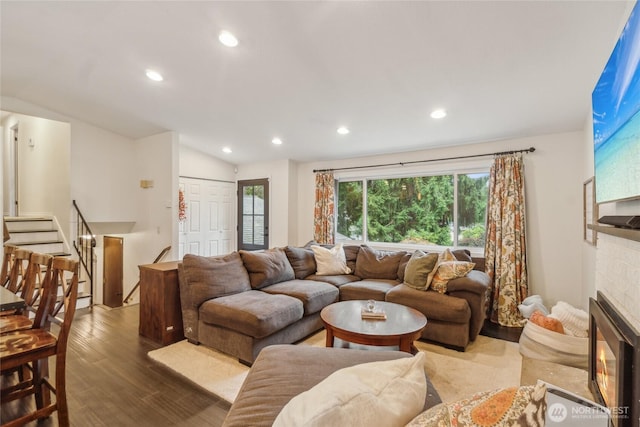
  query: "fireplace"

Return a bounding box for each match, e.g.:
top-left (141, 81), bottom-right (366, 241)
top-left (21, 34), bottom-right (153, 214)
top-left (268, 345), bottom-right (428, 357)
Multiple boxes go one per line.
top-left (589, 292), bottom-right (640, 427)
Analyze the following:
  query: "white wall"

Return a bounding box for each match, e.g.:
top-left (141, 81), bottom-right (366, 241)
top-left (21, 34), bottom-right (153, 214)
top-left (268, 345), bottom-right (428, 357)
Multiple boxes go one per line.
top-left (295, 132), bottom-right (586, 309)
top-left (1, 112), bottom-right (71, 241)
top-left (179, 144), bottom-right (236, 182)
top-left (0, 97), bottom-right (180, 306)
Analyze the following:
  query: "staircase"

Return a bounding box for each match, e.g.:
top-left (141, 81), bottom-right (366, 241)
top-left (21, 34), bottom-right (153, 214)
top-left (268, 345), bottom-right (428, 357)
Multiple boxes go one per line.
top-left (4, 216), bottom-right (92, 309)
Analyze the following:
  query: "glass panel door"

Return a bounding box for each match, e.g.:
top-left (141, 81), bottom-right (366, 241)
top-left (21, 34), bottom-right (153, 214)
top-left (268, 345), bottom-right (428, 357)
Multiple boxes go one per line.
top-left (237, 179), bottom-right (269, 250)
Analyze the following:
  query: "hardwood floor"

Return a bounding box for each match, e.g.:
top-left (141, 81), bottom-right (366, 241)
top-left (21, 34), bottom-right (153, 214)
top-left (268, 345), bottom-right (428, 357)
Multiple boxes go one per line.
top-left (1, 305), bottom-right (230, 427)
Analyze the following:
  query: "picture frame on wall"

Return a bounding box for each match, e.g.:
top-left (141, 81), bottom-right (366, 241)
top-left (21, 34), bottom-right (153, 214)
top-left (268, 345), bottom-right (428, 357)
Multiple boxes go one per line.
top-left (583, 177), bottom-right (598, 245)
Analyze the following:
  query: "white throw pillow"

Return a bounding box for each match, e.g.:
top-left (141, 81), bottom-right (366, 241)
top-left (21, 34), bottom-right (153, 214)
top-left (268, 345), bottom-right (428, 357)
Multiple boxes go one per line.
top-left (273, 353), bottom-right (427, 427)
top-left (310, 243), bottom-right (351, 275)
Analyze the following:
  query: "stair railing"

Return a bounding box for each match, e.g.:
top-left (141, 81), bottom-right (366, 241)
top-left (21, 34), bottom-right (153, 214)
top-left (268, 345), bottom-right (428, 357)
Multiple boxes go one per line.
top-left (72, 200), bottom-right (96, 306)
top-left (123, 245), bottom-right (171, 303)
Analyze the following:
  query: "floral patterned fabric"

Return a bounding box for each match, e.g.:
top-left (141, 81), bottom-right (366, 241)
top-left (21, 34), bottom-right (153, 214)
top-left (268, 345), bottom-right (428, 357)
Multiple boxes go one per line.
top-left (406, 383), bottom-right (547, 427)
top-left (485, 155), bottom-right (528, 327)
top-left (313, 172), bottom-right (335, 245)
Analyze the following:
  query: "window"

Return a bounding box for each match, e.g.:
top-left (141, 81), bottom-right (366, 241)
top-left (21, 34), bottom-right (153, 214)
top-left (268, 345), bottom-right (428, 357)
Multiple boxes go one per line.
top-left (336, 171), bottom-right (489, 250)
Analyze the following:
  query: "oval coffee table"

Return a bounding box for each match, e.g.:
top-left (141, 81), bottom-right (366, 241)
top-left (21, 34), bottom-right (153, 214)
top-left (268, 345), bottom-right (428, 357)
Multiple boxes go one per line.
top-left (320, 300), bottom-right (427, 354)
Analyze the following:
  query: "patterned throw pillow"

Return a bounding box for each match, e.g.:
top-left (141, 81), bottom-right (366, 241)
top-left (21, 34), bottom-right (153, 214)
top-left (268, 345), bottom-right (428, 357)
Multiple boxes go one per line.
top-left (430, 261), bottom-right (475, 293)
top-left (404, 250), bottom-right (439, 290)
top-left (406, 383), bottom-right (547, 427)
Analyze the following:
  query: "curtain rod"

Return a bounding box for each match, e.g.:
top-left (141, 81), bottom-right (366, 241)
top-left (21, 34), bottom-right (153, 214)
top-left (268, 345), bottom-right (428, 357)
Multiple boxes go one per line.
top-left (312, 147), bottom-right (535, 173)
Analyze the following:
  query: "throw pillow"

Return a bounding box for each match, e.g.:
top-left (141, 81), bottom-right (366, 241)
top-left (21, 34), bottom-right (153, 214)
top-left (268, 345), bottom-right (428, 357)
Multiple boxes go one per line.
top-left (284, 246), bottom-right (316, 279)
top-left (311, 243), bottom-right (351, 275)
top-left (181, 252), bottom-right (251, 305)
top-left (406, 382), bottom-right (547, 427)
top-left (273, 352), bottom-right (427, 427)
top-left (404, 250), bottom-right (439, 290)
top-left (529, 310), bottom-right (565, 334)
top-left (239, 248), bottom-right (295, 289)
top-left (441, 248), bottom-right (457, 262)
top-left (430, 261), bottom-right (475, 293)
top-left (354, 245), bottom-right (406, 280)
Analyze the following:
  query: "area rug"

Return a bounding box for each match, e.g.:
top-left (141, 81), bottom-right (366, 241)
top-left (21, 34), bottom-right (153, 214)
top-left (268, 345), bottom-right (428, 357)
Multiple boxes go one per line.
top-left (148, 331), bottom-right (522, 404)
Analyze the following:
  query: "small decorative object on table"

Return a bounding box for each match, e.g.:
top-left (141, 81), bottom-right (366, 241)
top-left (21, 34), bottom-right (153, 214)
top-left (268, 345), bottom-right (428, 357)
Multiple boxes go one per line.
top-left (361, 300), bottom-right (387, 320)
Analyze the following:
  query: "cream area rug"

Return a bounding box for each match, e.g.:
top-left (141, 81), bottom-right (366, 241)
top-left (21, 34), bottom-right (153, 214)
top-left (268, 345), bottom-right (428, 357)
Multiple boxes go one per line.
top-left (148, 330), bottom-right (522, 404)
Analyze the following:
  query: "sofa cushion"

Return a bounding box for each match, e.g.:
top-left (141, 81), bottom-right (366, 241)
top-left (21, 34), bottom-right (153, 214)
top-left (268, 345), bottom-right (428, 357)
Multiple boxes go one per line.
top-left (200, 290), bottom-right (303, 339)
top-left (181, 252), bottom-right (251, 306)
top-left (354, 245), bottom-right (405, 280)
top-left (452, 249), bottom-right (473, 262)
top-left (343, 245), bottom-right (361, 274)
top-left (273, 352), bottom-right (427, 427)
top-left (261, 280), bottom-right (339, 315)
top-left (240, 248), bottom-right (295, 289)
top-left (386, 284), bottom-right (471, 324)
top-left (311, 243), bottom-right (351, 275)
top-left (404, 251), bottom-right (439, 290)
top-left (284, 246), bottom-right (316, 279)
top-left (305, 274), bottom-right (361, 287)
top-left (340, 279), bottom-right (399, 301)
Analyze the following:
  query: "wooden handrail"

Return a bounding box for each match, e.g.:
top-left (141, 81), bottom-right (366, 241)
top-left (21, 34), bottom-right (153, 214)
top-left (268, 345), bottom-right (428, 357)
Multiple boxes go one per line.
top-left (123, 245), bottom-right (171, 303)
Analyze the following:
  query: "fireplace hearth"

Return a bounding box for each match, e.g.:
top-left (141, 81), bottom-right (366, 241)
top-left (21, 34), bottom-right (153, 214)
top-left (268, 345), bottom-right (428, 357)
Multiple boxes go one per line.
top-left (589, 292), bottom-right (640, 427)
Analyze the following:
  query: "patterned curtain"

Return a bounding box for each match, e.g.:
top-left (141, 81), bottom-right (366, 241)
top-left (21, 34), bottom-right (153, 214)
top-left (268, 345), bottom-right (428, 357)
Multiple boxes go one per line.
top-left (485, 155), bottom-right (528, 327)
top-left (313, 172), bottom-right (335, 245)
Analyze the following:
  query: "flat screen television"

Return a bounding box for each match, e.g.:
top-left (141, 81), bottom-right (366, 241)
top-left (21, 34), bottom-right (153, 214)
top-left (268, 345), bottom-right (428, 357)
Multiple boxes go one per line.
top-left (592, 1), bottom-right (640, 204)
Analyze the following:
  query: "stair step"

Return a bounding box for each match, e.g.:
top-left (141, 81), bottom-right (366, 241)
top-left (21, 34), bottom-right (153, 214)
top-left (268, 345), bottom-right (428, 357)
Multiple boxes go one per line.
top-left (5, 217), bottom-right (55, 232)
top-left (6, 230), bottom-right (59, 244)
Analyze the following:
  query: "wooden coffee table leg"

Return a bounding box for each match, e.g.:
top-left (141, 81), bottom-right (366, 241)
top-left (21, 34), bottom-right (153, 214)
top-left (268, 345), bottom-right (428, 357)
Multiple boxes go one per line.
top-left (325, 327), bottom-right (335, 348)
top-left (400, 335), bottom-right (420, 355)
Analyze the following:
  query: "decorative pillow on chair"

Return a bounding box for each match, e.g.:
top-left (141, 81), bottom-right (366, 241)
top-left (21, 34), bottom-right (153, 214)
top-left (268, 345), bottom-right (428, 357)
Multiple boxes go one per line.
top-left (311, 243), bottom-right (351, 275)
top-left (430, 261), bottom-right (475, 293)
top-left (273, 353), bottom-right (427, 427)
top-left (404, 250), bottom-right (439, 290)
top-left (406, 382), bottom-right (547, 427)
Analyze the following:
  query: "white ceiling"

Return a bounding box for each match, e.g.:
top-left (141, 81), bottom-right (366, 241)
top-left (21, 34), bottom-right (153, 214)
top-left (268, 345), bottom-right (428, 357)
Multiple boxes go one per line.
top-left (0, 1), bottom-right (632, 165)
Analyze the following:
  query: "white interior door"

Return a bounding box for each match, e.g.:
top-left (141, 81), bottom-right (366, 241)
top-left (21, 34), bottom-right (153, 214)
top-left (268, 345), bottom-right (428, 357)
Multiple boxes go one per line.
top-left (179, 177), bottom-right (235, 259)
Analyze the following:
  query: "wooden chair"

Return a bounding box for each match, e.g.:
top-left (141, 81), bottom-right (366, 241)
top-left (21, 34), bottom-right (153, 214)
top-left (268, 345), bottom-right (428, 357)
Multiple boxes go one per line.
top-left (0, 257), bottom-right (79, 427)
top-left (4, 249), bottom-right (32, 295)
top-left (1, 249), bottom-right (33, 317)
top-left (1, 245), bottom-right (18, 288)
top-left (0, 253), bottom-right (53, 333)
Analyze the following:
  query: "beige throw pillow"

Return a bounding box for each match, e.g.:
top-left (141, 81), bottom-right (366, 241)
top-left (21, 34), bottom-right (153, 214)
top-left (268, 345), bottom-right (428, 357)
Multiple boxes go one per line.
top-left (273, 353), bottom-right (427, 427)
top-left (311, 243), bottom-right (351, 275)
top-left (404, 250), bottom-right (439, 290)
top-left (431, 261), bottom-right (475, 293)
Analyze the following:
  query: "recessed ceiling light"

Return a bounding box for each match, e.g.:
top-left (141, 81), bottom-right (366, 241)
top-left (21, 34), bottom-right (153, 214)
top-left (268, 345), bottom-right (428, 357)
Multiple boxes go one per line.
top-left (219, 31), bottom-right (239, 47)
top-left (222, 147), bottom-right (232, 154)
top-left (145, 69), bottom-right (163, 82)
top-left (272, 137), bottom-right (283, 145)
top-left (430, 109), bottom-right (447, 119)
top-left (337, 126), bottom-right (350, 135)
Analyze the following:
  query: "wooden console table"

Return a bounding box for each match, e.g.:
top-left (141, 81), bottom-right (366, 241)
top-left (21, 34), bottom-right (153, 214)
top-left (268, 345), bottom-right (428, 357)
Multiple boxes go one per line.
top-left (138, 261), bottom-right (184, 346)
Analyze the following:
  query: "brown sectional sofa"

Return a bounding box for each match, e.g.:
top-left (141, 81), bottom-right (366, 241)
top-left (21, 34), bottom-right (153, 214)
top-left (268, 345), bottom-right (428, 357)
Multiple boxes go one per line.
top-left (178, 243), bottom-right (490, 364)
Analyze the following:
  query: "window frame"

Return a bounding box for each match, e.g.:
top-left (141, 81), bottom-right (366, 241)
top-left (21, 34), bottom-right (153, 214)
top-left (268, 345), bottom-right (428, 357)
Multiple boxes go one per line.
top-left (334, 162), bottom-right (490, 255)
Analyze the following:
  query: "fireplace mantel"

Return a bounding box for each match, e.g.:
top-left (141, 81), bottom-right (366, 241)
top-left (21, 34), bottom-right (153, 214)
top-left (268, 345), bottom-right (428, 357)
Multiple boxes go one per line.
top-left (588, 224), bottom-right (640, 242)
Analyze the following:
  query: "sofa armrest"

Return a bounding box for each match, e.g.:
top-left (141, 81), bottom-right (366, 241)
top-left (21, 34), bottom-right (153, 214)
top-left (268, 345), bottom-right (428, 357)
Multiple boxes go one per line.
top-left (446, 270), bottom-right (490, 296)
top-left (446, 270), bottom-right (491, 341)
top-left (177, 263), bottom-right (199, 342)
